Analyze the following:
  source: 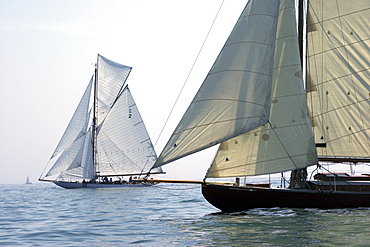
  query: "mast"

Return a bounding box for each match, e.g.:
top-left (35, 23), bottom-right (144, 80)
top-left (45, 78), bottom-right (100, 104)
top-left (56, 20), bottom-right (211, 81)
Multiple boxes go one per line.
top-left (289, 0), bottom-right (309, 189)
top-left (92, 57), bottom-right (98, 179)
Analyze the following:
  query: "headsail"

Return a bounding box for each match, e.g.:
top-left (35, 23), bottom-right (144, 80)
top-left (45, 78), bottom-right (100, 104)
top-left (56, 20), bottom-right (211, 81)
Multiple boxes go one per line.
top-left (45, 79), bottom-right (94, 180)
top-left (306, 0), bottom-right (370, 161)
top-left (207, 0), bottom-right (318, 178)
top-left (153, 0), bottom-right (281, 168)
top-left (45, 128), bottom-right (94, 179)
top-left (96, 86), bottom-right (162, 176)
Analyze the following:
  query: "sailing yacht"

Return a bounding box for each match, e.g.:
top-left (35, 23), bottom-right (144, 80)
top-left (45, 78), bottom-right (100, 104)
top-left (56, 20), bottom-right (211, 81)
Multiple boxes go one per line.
top-left (40, 55), bottom-right (164, 189)
top-left (150, 0), bottom-right (369, 211)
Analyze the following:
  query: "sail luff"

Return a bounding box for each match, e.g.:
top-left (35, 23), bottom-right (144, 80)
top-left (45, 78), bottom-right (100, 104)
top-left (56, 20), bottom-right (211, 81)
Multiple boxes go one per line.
top-left (153, 0), bottom-right (281, 169)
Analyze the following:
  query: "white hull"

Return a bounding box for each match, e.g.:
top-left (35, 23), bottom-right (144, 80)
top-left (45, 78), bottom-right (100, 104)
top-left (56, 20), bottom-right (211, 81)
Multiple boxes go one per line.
top-left (53, 181), bottom-right (155, 189)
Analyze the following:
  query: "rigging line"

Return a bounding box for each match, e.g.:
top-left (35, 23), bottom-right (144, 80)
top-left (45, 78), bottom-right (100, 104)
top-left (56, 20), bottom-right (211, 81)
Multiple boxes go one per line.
top-left (267, 122), bottom-right (300, 170)
top-left (152, 0), bottom-right (225, 149)
top-left (267, 121), bottom-right (314, 189)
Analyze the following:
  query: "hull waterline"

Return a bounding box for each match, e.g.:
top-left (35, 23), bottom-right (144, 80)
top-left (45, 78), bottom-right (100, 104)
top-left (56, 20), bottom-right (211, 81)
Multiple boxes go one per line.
top-left (53, 181), bottom-right (155, 189)
top-left (202, 184), bottom-right (370, 212)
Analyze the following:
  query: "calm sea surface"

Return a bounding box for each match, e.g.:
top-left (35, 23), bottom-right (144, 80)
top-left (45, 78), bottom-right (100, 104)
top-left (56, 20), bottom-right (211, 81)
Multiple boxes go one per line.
top-left (2, 183), bottom-right (370, 246)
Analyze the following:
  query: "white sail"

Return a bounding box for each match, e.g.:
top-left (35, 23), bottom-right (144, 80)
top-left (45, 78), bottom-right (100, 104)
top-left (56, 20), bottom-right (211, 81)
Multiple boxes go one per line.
top-left (154, 0), bottom-right (281, 168)
top-left (46, 133), bottom-right (90, 178)
top-left (97, 55), bottom-right (132, 126)
top-left (207, 0), bottom-right (318, 178)
top-left (60, 128), bottom-right (94, 179)
top-left (41, 55), bottom-right (162, 182)
top-left (50, 77), bottom-right (93, 159)
top-left (307, 0), bottom-right (370, 160)
top-left (96, 86), bottom-right (162, 175)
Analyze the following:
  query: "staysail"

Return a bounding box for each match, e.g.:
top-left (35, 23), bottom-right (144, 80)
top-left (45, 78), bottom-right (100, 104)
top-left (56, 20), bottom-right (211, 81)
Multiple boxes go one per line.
top-left (306, 0), bottom-right (370, 161)
top-left (153, 0), bottom-right (281, 168)
top-left (207, 0), bottom-right (318, 178)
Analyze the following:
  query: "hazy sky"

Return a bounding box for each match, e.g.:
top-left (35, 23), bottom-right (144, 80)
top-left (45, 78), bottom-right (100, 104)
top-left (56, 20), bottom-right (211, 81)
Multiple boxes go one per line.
top-left (0, 0), bottom-right (248, 184)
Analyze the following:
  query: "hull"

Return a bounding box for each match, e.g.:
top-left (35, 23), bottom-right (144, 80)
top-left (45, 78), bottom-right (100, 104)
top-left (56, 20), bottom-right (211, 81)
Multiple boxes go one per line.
top-left (202, 184), bottom-right (370, 212)
top-left (53, 181), bottom-right (155, 189)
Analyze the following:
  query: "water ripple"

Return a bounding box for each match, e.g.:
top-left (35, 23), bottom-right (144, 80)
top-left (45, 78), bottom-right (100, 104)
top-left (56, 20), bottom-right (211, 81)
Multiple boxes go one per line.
top-left (2, 184), bottom-right (370, 246)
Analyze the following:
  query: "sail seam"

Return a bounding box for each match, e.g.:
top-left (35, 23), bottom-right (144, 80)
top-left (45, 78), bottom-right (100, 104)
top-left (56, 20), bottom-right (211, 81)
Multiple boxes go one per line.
top-left (241, 13), bottom-right (279, 20)
top-left (273, 64), bottom-right (302, 71)
top-left (193, 98), bottom-right (269, 106)
top-left (174, 116), bottom-right (265, 135)
top-left (224, 41), bottom-right (276, 49)
top-left (308, 7), bottom-right (370, 26)
top-left (134, 121), bottom-right (143, 126)
top-left (276, 34), bottom-right (299, 41)
top-left (311, 98), bottom-right (368, 118)
top-left (307, 38), bottom-right (370, 57)
top-left (318, 127), bottom-right (370, 147)
top-left (208, 69), bottom-right (272, 78)
top-left (306, 68), bottom-right (369, 88)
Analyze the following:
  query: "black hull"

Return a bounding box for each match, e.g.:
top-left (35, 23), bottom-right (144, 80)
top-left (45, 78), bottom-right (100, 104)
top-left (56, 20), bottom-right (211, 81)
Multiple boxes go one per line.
top-left (202, 184), bottom-right (370, 212)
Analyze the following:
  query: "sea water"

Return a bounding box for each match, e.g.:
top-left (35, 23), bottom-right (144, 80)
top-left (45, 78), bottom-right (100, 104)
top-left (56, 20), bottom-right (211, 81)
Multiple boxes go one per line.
top-left (1, 183), bottom-right (370, 246)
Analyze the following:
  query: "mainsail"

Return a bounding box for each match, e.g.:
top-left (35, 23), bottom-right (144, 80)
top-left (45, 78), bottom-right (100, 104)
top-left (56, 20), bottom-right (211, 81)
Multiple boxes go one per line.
top-left (306, 0), bottom-right (370, 162)
top-left (41, 54), bottom-right (162, 181)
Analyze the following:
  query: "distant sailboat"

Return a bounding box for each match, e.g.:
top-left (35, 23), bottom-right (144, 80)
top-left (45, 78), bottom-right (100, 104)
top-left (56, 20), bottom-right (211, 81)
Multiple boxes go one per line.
top-left (25, 176), bottom-right (32, 184)
top-left (150, 0), bottom-right (369, 211)
top-left (39, 54), bottom-right (164, 189)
